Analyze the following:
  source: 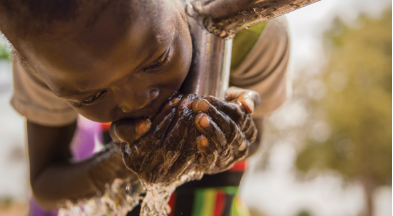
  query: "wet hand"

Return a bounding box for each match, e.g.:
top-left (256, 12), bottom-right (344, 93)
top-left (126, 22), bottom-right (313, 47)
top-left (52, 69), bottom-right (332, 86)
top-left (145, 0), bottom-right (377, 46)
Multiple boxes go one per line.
top-left (110, 94), bottom-right (202, 184)
top-left (110, 89), bottom-right (259, 184)
top-left (192, 87), bottom-right (260, 174)
top-left (87, 144), bottom-right (135, 193)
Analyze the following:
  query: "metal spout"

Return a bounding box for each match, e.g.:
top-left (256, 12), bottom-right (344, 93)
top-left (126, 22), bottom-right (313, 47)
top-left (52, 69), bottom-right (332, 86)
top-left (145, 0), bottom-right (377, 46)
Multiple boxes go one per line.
top-left (181, 0), bottom-right (318, 98)
top-left (180, 13), bottom-right (232, 100)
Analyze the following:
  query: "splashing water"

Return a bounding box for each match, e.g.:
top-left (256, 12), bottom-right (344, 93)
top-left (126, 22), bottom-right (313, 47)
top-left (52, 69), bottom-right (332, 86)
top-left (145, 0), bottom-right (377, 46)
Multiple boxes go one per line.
top-left (58, 171), bottom-right (203, 216)
top-left (58, 177), bottom-right (142, 216)
top-left (139, 170), bottom-right (204, 216)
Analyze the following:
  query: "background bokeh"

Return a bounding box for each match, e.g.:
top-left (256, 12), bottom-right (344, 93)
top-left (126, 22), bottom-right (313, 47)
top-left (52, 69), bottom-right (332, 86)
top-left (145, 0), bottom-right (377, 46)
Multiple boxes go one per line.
top-left (0, 0), bottom-right (391, 216)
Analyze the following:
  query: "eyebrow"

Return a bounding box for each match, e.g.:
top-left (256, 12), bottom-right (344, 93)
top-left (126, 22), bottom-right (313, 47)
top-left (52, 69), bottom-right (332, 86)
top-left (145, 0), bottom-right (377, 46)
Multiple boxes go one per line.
top-left (141, 30), bottom-right (175, 66)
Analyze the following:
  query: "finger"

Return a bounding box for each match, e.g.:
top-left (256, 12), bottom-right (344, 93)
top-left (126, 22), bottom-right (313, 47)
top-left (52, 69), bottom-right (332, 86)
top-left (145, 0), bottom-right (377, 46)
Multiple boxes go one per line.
top-left (243, 116), bottom-right (257, 143)
top-left (193, 99), bottom-right (233, 131)
top-left (165, 131), bottom-right (199, 183)
top-left (193, 99), bottom-right (239, 142)
top-left (110, 119), bottom-right (151, 144)
top-left (149, 95), bottom-right (182, 136)
top-left (201, 95), bottom-right (246, 125)
top-left (194, 113), bottom-right (226, 152)
top-left (163, 100), bottom-right (202, 182)
top-left (115, 108), bottom-right (175, 174)
top-left (196, 135), bottom-right (218, 169)
top-left (162, 96), bottom-right (198, 170)
top-left (226, 87), bottom-right (260, 114)
top-left (121, 95), bottom-right (197, 179)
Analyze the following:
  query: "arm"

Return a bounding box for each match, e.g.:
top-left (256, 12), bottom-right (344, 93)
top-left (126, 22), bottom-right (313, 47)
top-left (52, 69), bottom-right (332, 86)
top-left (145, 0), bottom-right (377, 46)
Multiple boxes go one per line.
top-left (11, 49), bottom-right (134, 209)
top-left (27, 121), bottom-right (133, 209)
top-left (27, 121), bottom-right (97, 209)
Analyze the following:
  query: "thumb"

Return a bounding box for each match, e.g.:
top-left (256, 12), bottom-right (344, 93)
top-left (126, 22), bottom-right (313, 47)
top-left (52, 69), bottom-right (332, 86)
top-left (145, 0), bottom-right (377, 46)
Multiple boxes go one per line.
top-left (226, 87), bottom-right (260, 114)
top-left (110, 119), bottom-right (151, 144)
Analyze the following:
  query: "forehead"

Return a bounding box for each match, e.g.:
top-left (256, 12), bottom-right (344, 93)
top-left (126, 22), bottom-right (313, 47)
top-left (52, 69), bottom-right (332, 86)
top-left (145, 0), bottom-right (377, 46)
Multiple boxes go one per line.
top-left (21, 1), bottom-right (177, 94)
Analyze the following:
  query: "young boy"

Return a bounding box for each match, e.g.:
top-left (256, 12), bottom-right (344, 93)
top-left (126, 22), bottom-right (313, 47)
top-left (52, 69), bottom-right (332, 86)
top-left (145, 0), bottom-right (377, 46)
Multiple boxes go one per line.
top-left (0, 0), bottom-right (289, 215)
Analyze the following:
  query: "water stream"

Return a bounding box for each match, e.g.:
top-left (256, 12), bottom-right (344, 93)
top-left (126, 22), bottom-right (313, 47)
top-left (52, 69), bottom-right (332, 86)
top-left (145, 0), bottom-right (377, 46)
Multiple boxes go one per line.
top-left (139, 171), bottom-right (203, 216)
top-left (58, 171), bottom-right (203, 216)
top-left (58, 177), bottom-right (141, 216)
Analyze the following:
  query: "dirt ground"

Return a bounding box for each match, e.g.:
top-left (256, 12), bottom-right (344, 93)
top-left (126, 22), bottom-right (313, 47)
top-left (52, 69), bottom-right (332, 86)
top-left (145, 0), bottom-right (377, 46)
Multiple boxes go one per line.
top-left (0, 201), bottom-right (29, 216)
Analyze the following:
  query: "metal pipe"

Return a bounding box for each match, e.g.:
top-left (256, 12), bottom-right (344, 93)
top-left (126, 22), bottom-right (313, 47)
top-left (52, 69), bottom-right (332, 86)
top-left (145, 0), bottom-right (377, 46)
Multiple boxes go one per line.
top-left (180, 12), bottom-right (232, 100)
top-left (181, 0), bottom-right (319, 98)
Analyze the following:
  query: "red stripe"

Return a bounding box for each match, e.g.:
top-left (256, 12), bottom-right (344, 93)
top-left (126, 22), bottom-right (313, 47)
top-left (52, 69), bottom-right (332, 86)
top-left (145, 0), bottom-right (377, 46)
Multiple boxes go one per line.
top-left (167, 192), bottom-right (177, 216)
top-left (101, 122), bottom-right (111, 132)
top-left (229, 161), bottom-right (247, 171)
top-left (213, 191), bottom-right (226, 216)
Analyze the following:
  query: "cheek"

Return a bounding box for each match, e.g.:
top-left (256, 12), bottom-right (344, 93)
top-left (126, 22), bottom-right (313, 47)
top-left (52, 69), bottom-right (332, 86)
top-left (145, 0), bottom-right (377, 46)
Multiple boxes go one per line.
top-left (164, 37), bottom-right (192, 90)
top-left (68, 102), bottom-right (115, 123)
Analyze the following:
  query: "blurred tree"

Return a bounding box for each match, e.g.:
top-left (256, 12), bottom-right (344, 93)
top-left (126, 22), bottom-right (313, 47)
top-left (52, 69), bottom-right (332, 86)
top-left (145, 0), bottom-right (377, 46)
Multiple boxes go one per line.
top-left (0, 33), bottom-right (10, 61)
top-left (295, 9), bottom-right (392, 216)
top-left (296, 210), bottom-right (311, 216)
top-left (0, 41), bottom-right (10, 60)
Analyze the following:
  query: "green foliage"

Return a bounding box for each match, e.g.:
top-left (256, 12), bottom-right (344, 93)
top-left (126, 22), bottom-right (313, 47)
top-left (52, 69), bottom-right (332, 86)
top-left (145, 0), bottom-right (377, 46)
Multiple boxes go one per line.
top-left (0, 37), bottom-right (10, 61)
top-left (295, 10), bottom-right (392, 186)
top-left (297, 210), bottom-right (312, 216)
top-left (0, 44), bottom-right (9, 61)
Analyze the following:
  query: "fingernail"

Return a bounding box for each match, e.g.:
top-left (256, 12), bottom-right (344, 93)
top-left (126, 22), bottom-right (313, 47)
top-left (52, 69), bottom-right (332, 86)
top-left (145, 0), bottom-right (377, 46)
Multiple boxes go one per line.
top-left (136, 119), bottom-right (151, 136)
top-left (197, 135), bottom-right (209, 148)
top-left (196, 99), bottom-right (209, 112)
top-left (245, 98), bottom-right (254, 114)
top-left (199, 114), bottom-right (210, 128)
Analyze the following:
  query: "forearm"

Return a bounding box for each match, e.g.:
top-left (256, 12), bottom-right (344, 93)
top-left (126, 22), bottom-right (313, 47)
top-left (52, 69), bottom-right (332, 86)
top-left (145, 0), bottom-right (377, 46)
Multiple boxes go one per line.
top-left (27, 121), bottom-right (100, 209)
top-left (31, 158), bottom-right (98, 209)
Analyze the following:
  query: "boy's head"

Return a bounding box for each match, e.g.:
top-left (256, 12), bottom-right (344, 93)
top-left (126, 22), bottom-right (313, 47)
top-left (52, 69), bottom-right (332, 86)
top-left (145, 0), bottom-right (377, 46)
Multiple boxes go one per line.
top-left (0, 0), bottom-right (192, 122)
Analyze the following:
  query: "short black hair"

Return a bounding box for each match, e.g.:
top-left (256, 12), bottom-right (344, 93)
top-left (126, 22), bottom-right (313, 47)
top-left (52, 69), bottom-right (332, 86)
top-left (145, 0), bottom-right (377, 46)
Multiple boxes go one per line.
top-left (1, 0), bottom-right (81, 23)
top-left (0, 0), bottom-right (119, 37)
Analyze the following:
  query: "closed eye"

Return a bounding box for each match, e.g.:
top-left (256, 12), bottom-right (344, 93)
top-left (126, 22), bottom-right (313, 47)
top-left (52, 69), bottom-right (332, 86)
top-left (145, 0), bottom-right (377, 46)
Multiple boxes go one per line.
top-left (73, 90), bottom-right (107, 108)
top-left (143, 47), bottom-right (171, 71)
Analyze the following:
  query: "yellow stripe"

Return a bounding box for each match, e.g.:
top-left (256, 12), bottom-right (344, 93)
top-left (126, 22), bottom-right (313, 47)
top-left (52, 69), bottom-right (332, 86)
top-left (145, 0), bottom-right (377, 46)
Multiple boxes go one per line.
top-left (200, 189), bottom-right (217, 216)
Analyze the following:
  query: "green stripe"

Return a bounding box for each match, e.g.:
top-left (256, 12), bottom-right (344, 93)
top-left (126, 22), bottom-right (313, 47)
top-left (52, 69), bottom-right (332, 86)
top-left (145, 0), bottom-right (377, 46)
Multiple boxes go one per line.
top-left (191, 187), bottom-right (239, 216)
top-left (192, 189), bottom-right (204, 216)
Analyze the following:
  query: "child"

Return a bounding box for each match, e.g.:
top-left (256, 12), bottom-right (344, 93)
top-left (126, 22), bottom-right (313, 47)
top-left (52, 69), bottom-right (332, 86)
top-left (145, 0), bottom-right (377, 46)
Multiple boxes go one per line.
top-left (0, 0), bottom-right (289, 215)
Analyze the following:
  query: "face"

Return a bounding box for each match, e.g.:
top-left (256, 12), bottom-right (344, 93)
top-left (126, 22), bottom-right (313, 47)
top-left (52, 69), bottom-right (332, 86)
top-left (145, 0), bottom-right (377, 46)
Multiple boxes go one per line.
top-left (10, 0), bottom-right (192, 122)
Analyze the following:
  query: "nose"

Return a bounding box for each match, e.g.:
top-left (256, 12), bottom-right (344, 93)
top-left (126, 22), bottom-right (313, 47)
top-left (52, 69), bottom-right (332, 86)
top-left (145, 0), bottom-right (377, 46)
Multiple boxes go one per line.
top-left (118, 88), bottom-right (160, 113)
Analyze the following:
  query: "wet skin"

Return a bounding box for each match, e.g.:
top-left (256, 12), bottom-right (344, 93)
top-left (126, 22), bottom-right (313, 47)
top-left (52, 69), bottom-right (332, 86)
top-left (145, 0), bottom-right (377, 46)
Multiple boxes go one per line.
top-left (2, 0), bottom-right (195, 208)
top-left (0, 0), bottom-right (261, 208)
top-left (111, 89), bottom-right (259, 184)
top-left (9, 0), bottom-right (192, 122)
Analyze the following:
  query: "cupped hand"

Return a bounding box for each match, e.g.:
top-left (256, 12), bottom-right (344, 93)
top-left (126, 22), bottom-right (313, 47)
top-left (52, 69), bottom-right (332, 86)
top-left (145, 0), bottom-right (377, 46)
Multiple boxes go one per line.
top-left (192, 87), bottom-right (259, 173)
top-left (110, 88), bottom-right (260, 184)
top-left (110, 94), bottom-right (201, 184)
